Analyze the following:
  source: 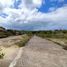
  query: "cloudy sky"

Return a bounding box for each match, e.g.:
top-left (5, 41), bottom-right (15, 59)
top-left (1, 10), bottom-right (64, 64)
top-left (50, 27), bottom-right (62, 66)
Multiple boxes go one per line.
top-left (0, 0), bottom-right (67, 30)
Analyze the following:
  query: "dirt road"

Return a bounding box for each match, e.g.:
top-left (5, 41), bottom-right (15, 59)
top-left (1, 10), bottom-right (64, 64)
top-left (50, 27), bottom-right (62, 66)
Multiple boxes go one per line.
top-left (0, 36), bottom-right (67, 67)
top-left (12, 36), bottom-right (67, 67)
top-left (0, 35), bottom-right (22, 47)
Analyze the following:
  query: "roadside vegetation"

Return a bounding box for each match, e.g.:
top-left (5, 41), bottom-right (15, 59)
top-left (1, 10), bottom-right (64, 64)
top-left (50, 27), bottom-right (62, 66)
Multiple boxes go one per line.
top-left (0, 27), bottom-right (34, 38)
top-left (0, 27), bottom-right (24, 38)
top-left (16, 34), bottom-right (33, 47)
top-left (0, 48), bottom-right (5, 59)
top-left (35, 30), bottom-right (67, 50)
top-left (0, 26), bottom-right (67, 50)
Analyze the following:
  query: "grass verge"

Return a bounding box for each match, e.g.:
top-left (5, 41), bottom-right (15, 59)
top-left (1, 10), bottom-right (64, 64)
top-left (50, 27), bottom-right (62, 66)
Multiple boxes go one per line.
top-left (47, 38), bottom-right (67, 50)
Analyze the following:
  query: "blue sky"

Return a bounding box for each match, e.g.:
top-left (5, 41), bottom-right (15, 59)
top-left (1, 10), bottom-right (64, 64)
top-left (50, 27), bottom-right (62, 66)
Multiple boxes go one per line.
top-left (39, 0), bottom-right (67, 12)
top-left (0, 0), bottom-right (67, 30)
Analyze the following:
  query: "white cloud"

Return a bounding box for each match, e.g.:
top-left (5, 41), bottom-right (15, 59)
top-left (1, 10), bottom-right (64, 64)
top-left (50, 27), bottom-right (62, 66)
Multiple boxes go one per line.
top-left (0, 0), bottom-right (67, 30)
top-left (18, 0), bottom-right (42, 9)
top-left (33, 0), bottom-right (42, 7)
top-left (23, 6), bottom-right (67, 23)
top-left (0, 0), bottom-right (13, 7)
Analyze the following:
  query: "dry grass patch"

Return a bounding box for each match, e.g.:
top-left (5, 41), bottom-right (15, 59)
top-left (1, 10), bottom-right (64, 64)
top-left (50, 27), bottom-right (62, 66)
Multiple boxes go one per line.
top-left (0, 46), bottom-right (19, 59)
top-left (16, 34), bottom-right (32, 47)
top-left (48, 38), bottom-right (67, 50)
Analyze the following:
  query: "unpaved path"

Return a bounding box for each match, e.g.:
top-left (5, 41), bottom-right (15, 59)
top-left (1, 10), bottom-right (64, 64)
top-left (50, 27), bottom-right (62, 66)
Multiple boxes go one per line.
top-left (13, 36), bottom-right (67, 67)
top-left (0, 35), bottom-right (23, 67)
top-left (0, 36), bottom-right (67, 67)
top-left (0, 35), bottom-right (22, 47)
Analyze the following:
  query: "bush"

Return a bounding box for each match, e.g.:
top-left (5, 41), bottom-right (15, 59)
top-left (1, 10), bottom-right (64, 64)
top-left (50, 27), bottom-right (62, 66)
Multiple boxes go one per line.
top-left (63, 45), bottom-right (67, 50)
top-left (0, 48), bottom-right (5, 59)
top-left (0, 53), bottom-right (5, 59)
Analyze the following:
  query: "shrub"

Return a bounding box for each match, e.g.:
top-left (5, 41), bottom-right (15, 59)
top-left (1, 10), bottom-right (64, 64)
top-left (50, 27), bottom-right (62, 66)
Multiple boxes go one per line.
top-left (0, 48), bottom-right (5, 59)
top-left (63, 45), bottom-right (67, 50)
top-left (0, 53), bottom-right (5, 59)
top-left (16, 34), bottom-right (32, 47)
